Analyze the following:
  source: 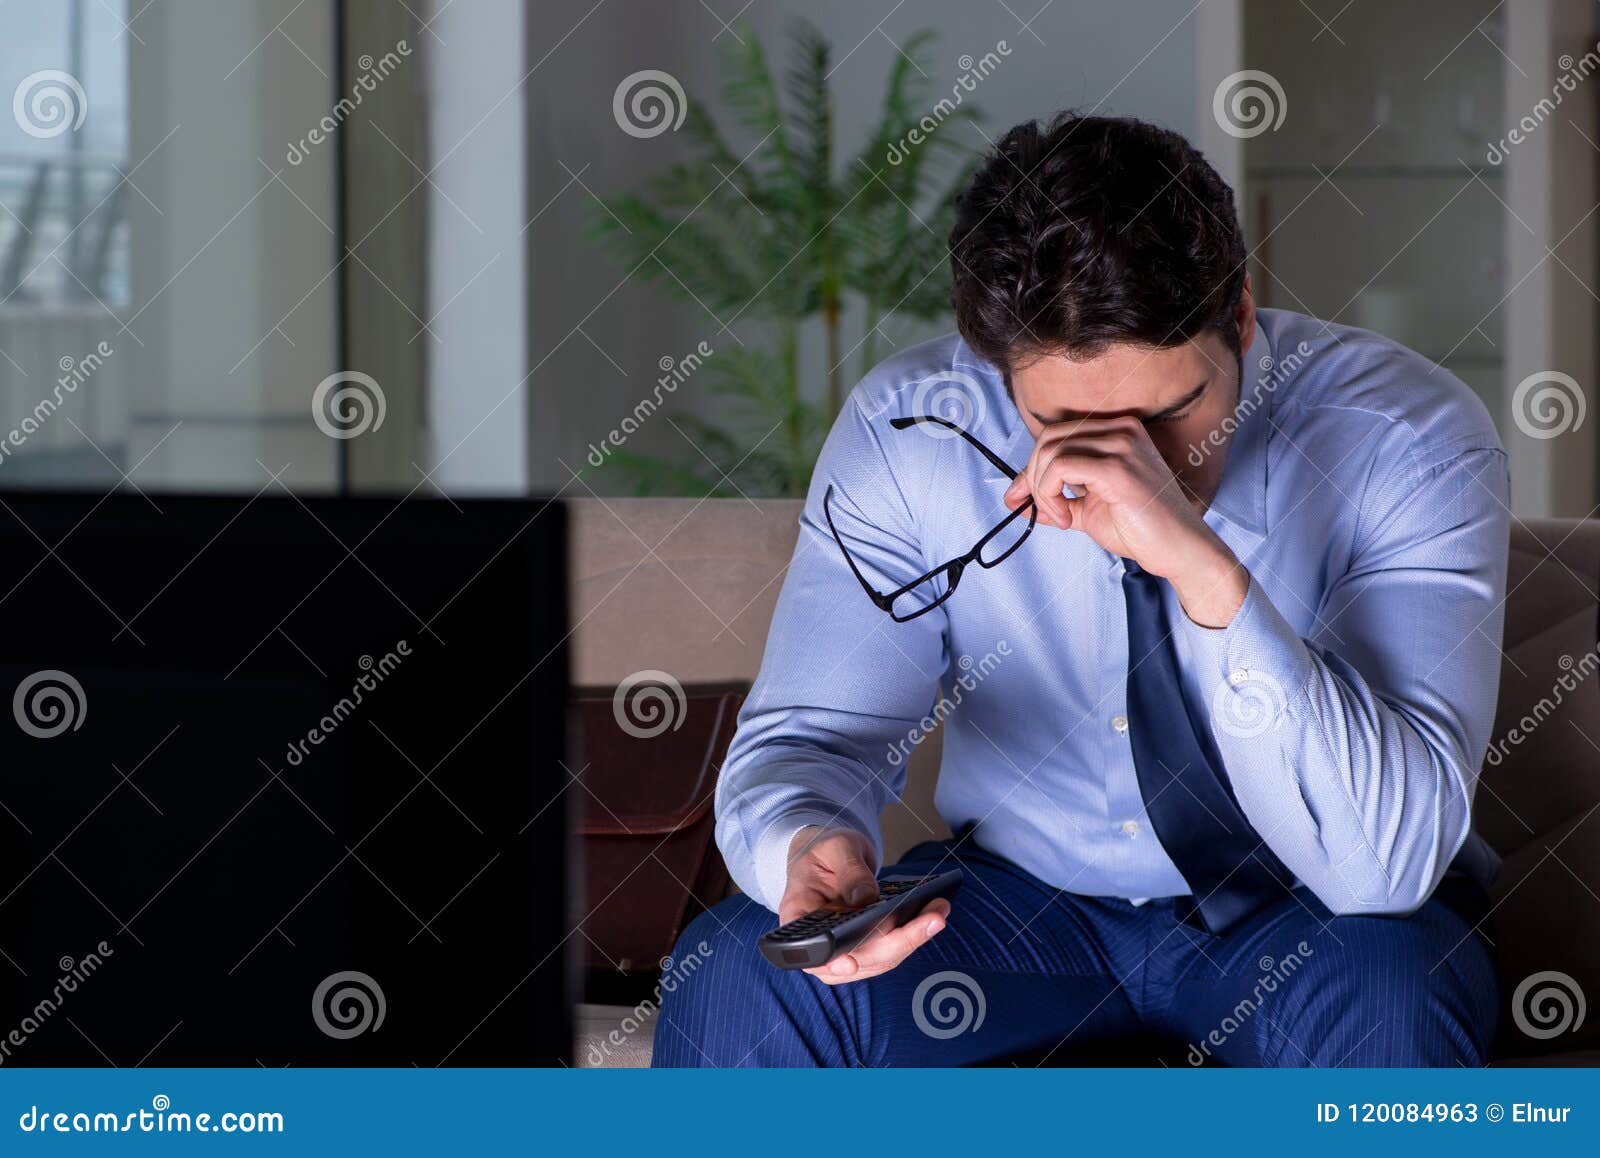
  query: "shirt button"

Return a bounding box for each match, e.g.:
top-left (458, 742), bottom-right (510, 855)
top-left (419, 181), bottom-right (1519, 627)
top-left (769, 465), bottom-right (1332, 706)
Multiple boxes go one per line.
top-left (1121, 820), bottom-right (1140, 837)
top-left (1229, 668), bottom-right (1250, 686)
top-left (1111, 714), bottom-right (1129, 734)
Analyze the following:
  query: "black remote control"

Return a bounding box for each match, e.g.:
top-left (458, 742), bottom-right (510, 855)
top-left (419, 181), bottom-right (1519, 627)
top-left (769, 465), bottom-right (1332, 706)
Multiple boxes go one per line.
top-left (758, 868), bottom-right (963, 969)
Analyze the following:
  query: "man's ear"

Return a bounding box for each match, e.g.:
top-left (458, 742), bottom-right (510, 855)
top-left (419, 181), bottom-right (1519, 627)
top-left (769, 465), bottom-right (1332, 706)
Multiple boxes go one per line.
top-left (1234, 276), bottom-right (1257, 353)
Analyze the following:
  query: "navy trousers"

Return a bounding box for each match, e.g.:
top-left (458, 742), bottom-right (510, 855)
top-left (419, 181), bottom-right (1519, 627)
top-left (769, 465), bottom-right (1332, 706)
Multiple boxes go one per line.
top-left (652, 838), bottom-right (1498, 1067)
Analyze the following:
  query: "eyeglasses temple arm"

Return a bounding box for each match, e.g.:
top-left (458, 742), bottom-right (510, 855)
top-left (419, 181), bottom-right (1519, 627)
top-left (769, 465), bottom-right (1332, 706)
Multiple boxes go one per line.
top-left (823, 484), bottom-right (890, 603)
top-left (888, 414), bottom-right (1021, 479)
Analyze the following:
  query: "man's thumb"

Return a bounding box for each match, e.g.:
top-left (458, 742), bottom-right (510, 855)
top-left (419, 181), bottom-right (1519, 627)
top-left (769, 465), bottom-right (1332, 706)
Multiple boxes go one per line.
top-left (836, 853), bottom-right (878, 907)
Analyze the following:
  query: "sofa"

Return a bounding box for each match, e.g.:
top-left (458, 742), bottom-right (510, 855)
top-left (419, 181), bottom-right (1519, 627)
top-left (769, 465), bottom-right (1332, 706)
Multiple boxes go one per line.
top-left (569, 498), bottom-right (1600, 1066)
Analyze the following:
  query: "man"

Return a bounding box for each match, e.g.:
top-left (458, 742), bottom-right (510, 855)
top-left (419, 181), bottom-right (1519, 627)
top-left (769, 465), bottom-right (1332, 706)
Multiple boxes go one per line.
top-left (654, 113), bottom-right (1506, 1067)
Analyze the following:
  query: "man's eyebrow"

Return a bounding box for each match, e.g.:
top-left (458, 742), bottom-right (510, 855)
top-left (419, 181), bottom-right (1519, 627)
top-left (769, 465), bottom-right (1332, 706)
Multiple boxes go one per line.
top-left (1027, 380), bottom-right (1209, 426)
top-left (1146, 380), bottom-right (1209, 419)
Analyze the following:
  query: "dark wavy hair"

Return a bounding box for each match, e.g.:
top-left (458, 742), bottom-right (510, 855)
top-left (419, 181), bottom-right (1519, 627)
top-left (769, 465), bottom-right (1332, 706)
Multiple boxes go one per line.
top-left (949, 112), bottom-right (1246, 379)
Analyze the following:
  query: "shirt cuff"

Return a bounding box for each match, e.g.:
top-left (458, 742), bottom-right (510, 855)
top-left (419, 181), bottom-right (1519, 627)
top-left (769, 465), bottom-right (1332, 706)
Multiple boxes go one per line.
top-left (751, 810), bottom-right (868, 914)
top-left (1179, 573), bottom-right (1317, 736)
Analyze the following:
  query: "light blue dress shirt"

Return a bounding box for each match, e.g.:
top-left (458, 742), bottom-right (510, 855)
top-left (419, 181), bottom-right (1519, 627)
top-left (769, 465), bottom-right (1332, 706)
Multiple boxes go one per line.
top-left (716, 309), bottom-right (1510, 918)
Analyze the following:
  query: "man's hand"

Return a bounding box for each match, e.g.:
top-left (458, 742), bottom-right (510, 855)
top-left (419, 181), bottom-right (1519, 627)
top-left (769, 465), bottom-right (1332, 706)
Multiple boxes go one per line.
top-left (1001, 415), bottom-right (1248, 628)
top-left (780, 827), bottom-right (950, 985)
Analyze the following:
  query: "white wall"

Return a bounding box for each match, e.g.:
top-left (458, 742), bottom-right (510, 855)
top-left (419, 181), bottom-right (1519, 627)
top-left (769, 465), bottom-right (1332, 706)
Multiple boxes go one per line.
top-left (1503, 0), bottom-right (1598, 517)
top-left (421, 0), bottom-right (530, 493)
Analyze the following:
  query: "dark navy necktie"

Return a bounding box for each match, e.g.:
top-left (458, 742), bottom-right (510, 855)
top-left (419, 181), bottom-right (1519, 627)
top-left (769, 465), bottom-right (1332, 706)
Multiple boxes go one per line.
top-left (1121, 559), bottom-right (1292, 935)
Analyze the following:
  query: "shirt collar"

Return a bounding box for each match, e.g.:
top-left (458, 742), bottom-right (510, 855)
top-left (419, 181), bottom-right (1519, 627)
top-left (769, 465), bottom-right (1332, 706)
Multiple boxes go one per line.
top-left (1204, 319), bottom-right (1273, 542)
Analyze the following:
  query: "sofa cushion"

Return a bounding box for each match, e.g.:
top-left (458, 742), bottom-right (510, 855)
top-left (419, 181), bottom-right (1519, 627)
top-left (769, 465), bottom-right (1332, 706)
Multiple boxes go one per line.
top-left (1478, 519), bottom-right (1599, 1059)
top-left (1476, 520), bottom-right (1600, 851)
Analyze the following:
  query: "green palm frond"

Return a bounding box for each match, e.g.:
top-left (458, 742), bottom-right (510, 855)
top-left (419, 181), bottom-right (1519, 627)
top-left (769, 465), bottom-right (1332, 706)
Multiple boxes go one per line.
top-left (586, 20), bottom-right (984, 496)
top-left (843, 28), bottom-right (939, 188)
top-left (717, 31), bottom-right (800, 194)
top-left (785, 23), bottom-right (832, 205)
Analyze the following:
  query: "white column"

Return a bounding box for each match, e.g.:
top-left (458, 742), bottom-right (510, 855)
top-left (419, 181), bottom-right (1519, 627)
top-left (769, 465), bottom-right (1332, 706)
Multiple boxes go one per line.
top-left (421, 0), bottom-right (529, 493)
top-left (1503, 0), bottom-right (1598, 516)
top-left (1194, 0), bottom-right (1244, 193)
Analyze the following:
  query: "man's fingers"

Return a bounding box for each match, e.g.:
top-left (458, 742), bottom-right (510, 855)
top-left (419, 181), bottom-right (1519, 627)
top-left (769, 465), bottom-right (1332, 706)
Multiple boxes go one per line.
top-left (815, 898), bottom-right (951, 983)
top-left (1013, 459), bottom-right (1065, 528)
top-left (809, 831), bottom-right (876, 887)
top-left (1005, 426), bottom-right (1148, 526)
top-left (787, 829), bottom-right (879, 908)
top-left (777, 884), bottom-right (829, 927)
top-left (1037, 449), bottom-right (1135, 528)
top-left (830, 845), bottom-right (878, 907)
top-left (825, 908), bottom-right (948, 981)
top-left (1026, 453), bottom-right (1086, 528)
top-left (1029, 440), bottom-right (1115, 524)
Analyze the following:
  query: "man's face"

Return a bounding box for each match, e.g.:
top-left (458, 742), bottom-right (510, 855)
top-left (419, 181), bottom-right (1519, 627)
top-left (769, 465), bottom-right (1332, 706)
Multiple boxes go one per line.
top-left (1008, 325), bottom-right (1245, 513)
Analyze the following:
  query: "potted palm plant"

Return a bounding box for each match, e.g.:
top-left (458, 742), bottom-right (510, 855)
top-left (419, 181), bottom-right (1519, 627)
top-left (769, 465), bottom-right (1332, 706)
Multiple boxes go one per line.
top-left (588, 21), bottom-right (982, 496)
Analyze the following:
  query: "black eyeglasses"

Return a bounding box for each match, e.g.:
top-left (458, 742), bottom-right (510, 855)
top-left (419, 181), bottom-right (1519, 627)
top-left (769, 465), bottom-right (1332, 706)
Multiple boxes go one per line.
top-left (824, 415), bottom-right (1037, 623)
